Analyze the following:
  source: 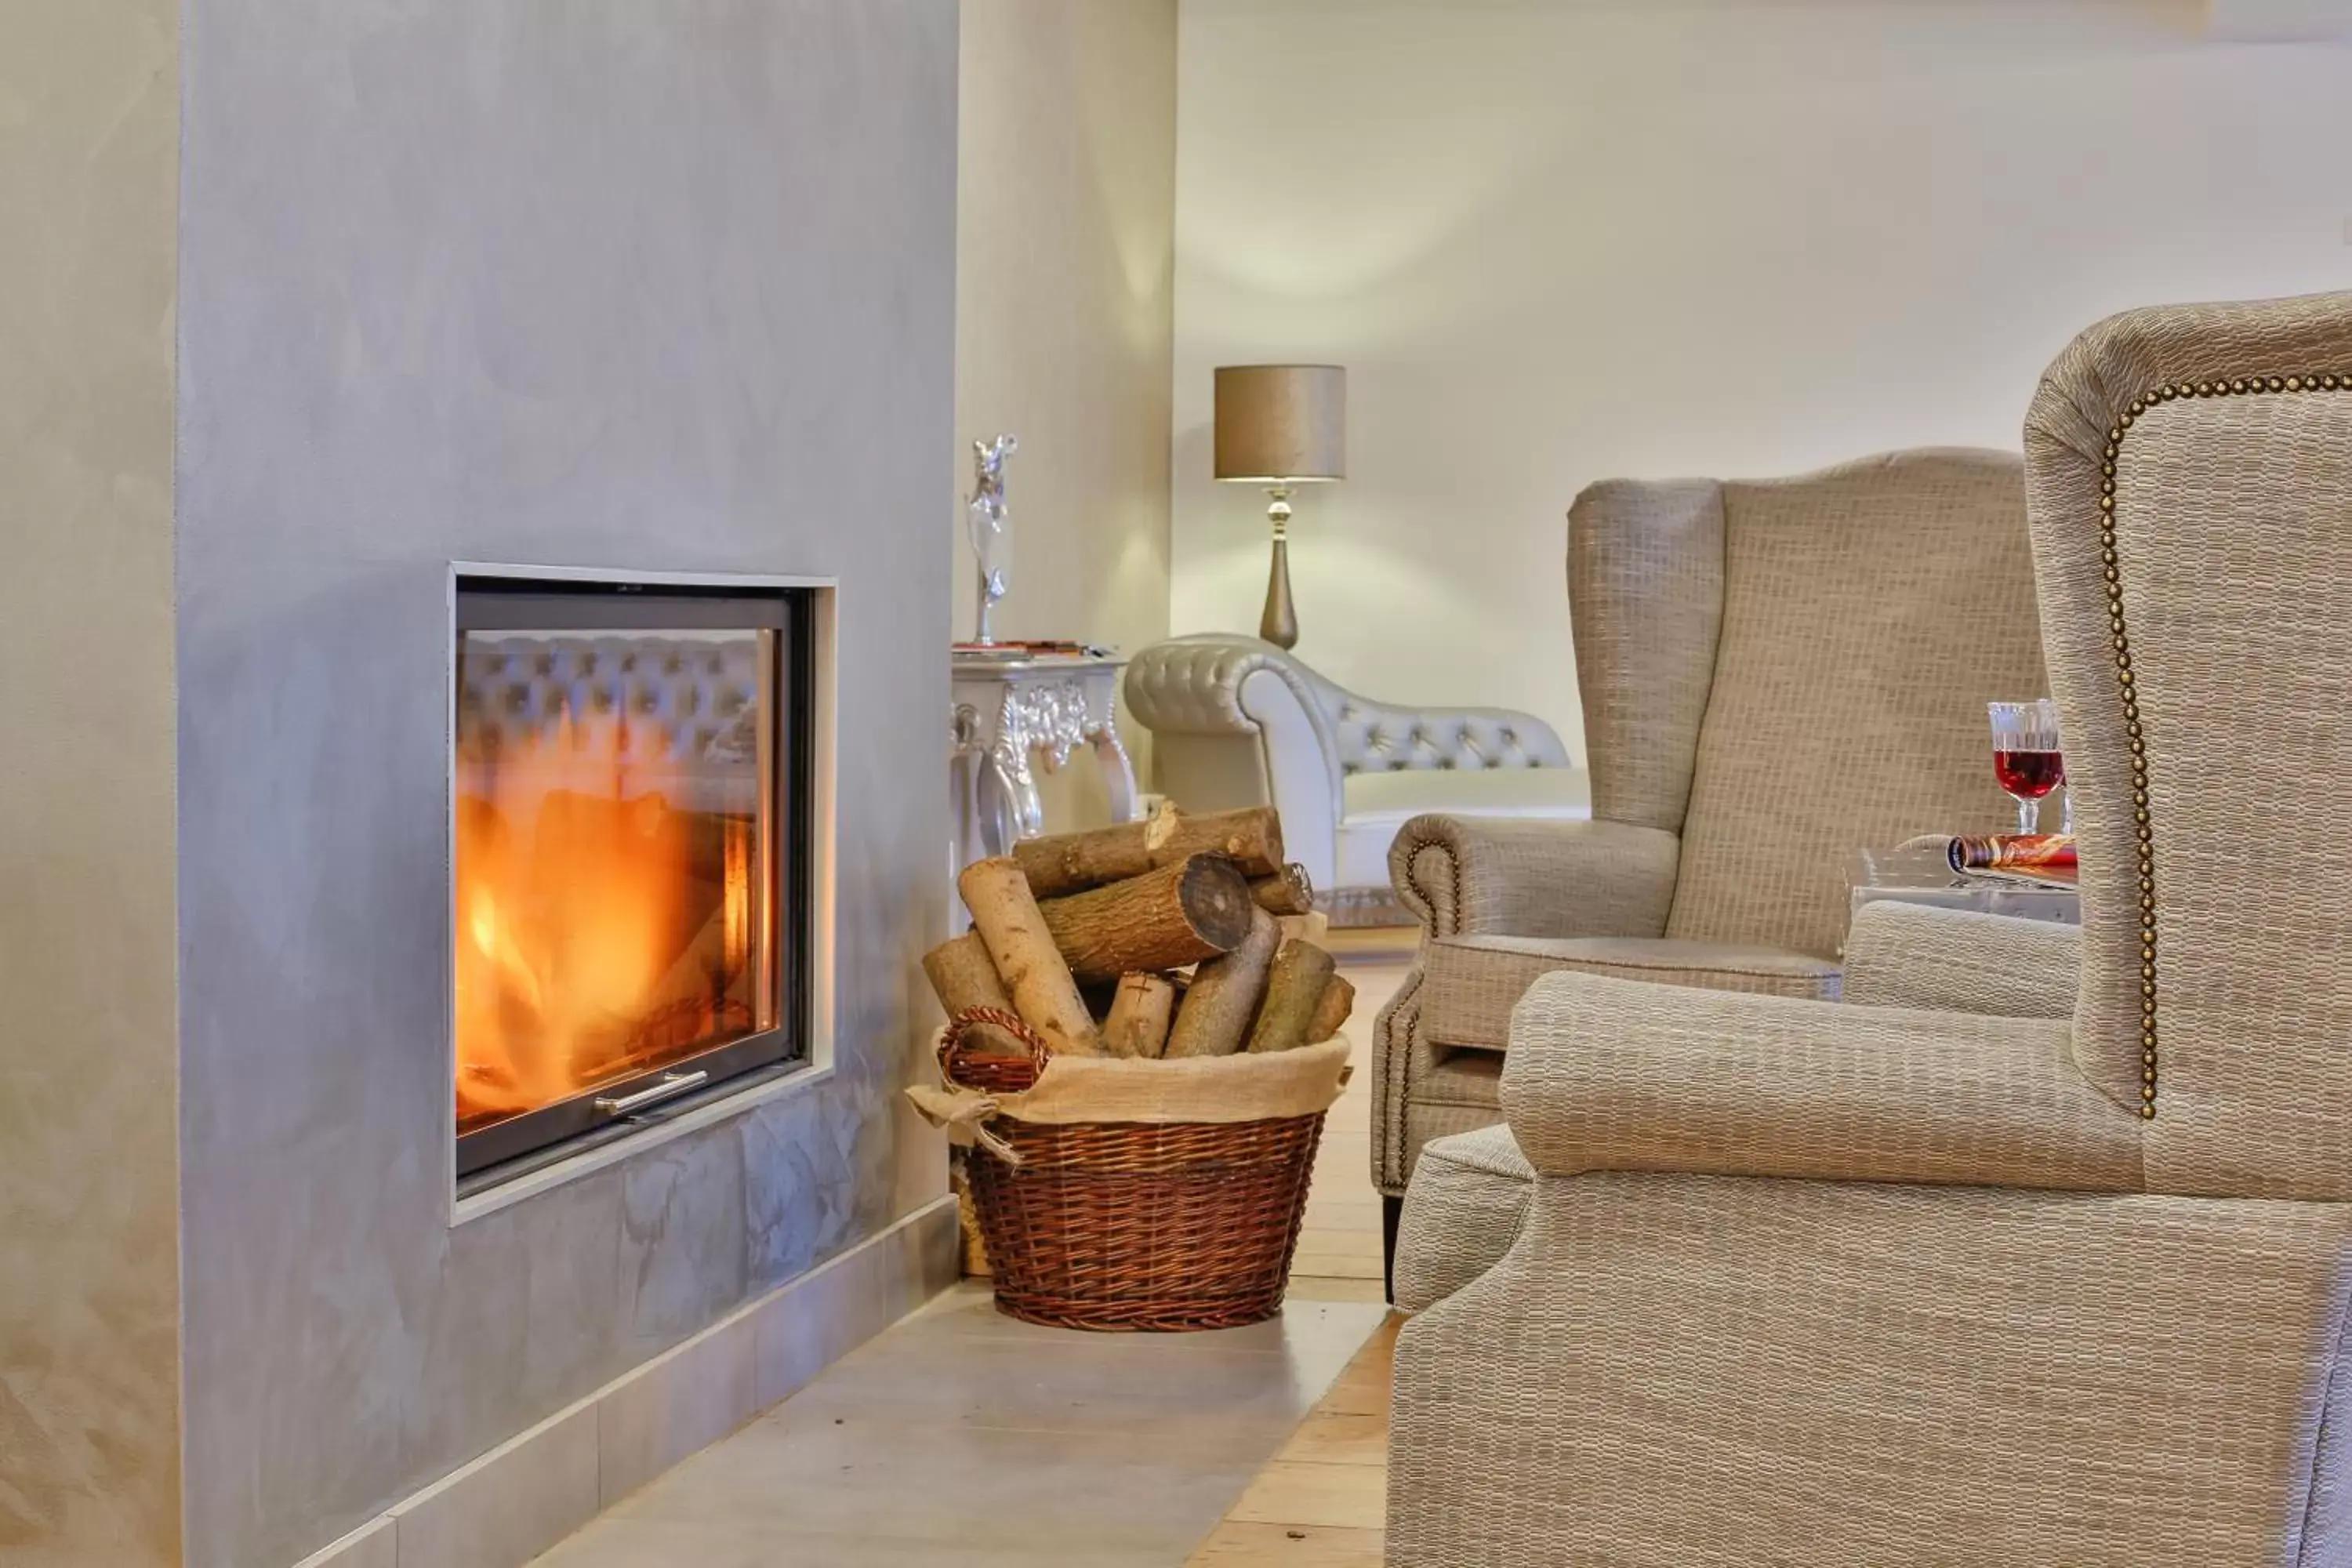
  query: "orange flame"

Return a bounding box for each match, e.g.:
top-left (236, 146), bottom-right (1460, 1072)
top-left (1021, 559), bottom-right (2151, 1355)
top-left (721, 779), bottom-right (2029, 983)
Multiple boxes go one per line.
top-left (454, 708), bottom-right (755, 1127)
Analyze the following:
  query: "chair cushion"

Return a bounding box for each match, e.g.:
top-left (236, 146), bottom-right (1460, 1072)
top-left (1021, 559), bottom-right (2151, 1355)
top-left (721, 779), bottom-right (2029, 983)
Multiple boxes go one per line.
top-left (1333, 767), bottom-right (1592, 898)
top-left (1421, 933), bottom-right (1842, 1050)
top-left (1394, 1124), bottom-right (1534, 1313)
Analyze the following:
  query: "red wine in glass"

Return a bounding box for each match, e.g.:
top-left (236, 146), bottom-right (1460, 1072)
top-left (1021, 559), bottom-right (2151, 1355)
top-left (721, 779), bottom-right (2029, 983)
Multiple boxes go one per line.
top-left (1993, 749), bottom-right (2065, 801)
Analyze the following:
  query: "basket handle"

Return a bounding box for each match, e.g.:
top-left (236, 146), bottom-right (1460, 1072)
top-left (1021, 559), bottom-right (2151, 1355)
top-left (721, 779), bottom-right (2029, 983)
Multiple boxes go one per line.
top-left (938, 1006), bottom-right (1051, 1091)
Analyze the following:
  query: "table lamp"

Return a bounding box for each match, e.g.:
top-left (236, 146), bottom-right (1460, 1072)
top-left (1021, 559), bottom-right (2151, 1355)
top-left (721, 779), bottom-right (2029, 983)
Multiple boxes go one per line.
top-left (1214, 365), bottom-right (1345, 650)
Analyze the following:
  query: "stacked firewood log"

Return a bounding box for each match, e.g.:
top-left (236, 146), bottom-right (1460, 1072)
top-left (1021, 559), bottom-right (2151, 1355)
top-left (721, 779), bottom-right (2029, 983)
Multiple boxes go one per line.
top-left (924, 804), bottom-right (1354, 1063)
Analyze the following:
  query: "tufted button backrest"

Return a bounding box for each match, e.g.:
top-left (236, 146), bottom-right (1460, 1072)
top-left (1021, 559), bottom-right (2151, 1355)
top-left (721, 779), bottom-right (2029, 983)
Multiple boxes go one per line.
top-left (456, 635), bottom-right (764, 767)
top-left (1123, 633), bottom-right (1571, 779)
top-left (1327, 695), bottom-right (1563, 776)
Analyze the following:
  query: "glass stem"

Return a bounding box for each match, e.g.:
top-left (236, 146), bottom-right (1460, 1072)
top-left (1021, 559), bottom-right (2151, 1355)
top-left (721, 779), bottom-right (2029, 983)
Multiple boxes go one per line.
top-left (2016, 797), bottom-right (2039, 835)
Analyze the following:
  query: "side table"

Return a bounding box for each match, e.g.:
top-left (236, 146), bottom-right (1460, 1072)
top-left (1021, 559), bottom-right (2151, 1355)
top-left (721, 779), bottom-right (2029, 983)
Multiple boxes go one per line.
top-left (950, 648), bottom-right (1142, 870)
top-left (1849, 843), bottom-right (2081, 928)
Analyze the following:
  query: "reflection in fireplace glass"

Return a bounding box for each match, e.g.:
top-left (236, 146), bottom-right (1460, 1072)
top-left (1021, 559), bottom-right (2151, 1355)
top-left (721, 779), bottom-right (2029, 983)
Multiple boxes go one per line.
top-left (452, 584), bottom-right (803, 1182)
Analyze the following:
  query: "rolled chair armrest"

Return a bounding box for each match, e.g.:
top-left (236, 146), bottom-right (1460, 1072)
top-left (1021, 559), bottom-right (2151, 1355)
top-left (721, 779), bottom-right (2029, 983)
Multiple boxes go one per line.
top-left (1501, 972), bottom-right (2143, 1193)
top-left (1124, 637), bottom-right (1334, 746)
top-left (1843, 901), bottom-right (2082, 1018)
top-left (1389, 815), bottom-right (1679, 940)
top-left (1124, 637), bottom-right (1347, 889)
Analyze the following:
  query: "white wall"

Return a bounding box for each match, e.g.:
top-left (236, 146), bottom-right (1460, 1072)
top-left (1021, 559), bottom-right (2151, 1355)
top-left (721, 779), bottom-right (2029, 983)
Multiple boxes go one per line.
top-left (957, 0), bottom-right (1178, 818)
top-left (1173, 0), bottom-right (2352, 757)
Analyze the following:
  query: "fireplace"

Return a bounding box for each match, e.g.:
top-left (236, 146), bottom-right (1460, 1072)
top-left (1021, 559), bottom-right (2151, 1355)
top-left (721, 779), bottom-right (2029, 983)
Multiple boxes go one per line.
top-left (451, 573), bottom-right (815, 1183)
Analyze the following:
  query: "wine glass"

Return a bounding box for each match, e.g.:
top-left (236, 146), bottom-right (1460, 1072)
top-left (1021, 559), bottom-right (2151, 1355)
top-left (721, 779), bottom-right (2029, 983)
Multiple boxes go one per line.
top-left (1988, 699), bottom-right (2064, 835)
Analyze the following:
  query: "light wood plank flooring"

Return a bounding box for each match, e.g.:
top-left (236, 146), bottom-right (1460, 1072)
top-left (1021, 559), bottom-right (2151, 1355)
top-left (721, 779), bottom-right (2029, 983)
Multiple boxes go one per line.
top-left (531, 935), bottom-right (1419, 1567)
top-left (1187, 931), bottom-right (1410, 1564)
top-left (1183, 1312), bottom-right (1397, 1566)
top-left (1284, 930), bottom-right (1411, 1309)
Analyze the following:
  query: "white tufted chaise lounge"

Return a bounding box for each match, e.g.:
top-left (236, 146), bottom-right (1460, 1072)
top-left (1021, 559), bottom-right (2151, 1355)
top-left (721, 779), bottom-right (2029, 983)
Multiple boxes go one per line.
top-left (1122, 634), bottom-right (1589, 924)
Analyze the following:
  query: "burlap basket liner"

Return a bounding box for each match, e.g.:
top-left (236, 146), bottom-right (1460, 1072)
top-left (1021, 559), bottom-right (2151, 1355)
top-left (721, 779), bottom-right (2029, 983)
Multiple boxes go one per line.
top-left (907, 1034), bottom-right (1352, 1149)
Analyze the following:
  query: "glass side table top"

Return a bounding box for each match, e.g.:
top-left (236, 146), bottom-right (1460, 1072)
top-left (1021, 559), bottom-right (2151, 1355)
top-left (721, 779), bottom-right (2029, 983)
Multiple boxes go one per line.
top-left (1849, 843), bottom-right (2082, 926)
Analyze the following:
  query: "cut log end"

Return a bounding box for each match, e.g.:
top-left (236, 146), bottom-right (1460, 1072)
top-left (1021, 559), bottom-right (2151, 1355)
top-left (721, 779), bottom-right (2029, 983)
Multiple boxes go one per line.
top-left (1163, 906), bottom-right (1283, 1059)
top-left (1250, 862), bottom-right (1316, 918)
top-left (1036, 853), bottom-right (1256, 984)
top-left (1307, 973), bottom-right (1356, 1044)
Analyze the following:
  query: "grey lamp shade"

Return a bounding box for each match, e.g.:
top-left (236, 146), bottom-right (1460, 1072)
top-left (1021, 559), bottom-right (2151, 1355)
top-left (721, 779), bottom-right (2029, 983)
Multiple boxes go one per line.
top-left (1214, 365), bottom-right (1346, 482)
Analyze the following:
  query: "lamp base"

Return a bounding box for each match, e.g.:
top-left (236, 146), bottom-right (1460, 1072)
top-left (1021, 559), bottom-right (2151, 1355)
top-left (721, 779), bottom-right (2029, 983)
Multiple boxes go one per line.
top-left (1260, 540), bottom-right (1298, 650)
top-left (1259, 489), bottom-right (1298, 650)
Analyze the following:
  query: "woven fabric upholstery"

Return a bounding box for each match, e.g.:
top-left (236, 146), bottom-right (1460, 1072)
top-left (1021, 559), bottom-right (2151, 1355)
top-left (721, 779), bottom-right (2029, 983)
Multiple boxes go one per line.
top-left (1422, 933), bottom-right (1838, 1050)
top-left (1666, 449), bottom-right (2042, 960)
top-left (1373, 968), bottom-right (1520, 1193)
top-left (1391, 1174), bottom-right (2352, 1568)
top-left (1568, 477), bottom-right (1725, 832)
top-left (2302, 1279), bottom-right (2352, 1565)
top-left (2027, 292), bottom-right (2352, 1199)
top-left (1506, 973), bottom-right (2143, 1192)
top-left (1391, 293), bottom-right (2352, 1567)
top-left (1392, 1125), bottom-right (1532, 1313)
top-left (1388, 814), bottom-right (1678, 941)
top-left (1376, 450), bottom-right (2045, 1200)
top-left (1842, 901), bottom-right (2080, 1018)
top-left (1404, 1098), bottom-right (1512, 1168)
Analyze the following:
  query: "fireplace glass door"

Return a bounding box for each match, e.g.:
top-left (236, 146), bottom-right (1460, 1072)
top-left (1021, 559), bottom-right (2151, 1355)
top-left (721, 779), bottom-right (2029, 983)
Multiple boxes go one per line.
top-left (452, 579), bottom-right (808, 1181)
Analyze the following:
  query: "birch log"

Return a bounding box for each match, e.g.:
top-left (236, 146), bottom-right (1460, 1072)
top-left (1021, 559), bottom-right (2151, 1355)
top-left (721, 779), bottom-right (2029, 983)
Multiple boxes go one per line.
top-left (956, 856), bottom-right (1102, 1056)
top-left (1152, 805), bottom-right (1284, 879)
top-left (1249, 862), bottom-right (1316, 917)
top-left (1163, 907), bottom-right (1282, 1059)
top-left (1306, 974), bottom-right (1357, 1044)
top-left (1102, 973), bottom-right (1178, 1059)
top-left (920, 931), bottom-right (1030, 1058)
top-left (1011, 801), bottom-right (1178, 898)
top-left (1245, 940), bottom-right (1338, 1054)
top-left (1036, 854), bottom-right (1255, 983)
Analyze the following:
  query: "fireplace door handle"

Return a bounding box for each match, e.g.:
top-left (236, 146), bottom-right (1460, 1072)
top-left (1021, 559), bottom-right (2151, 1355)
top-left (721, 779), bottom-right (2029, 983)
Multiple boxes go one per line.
top-left (594, 1070), bottom-right (711, 1117)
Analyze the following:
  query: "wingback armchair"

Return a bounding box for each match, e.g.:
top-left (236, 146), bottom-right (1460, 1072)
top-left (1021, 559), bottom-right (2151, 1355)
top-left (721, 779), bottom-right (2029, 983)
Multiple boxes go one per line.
top-left (1123, 635), bottom-right (1588, 924)
top-left (1374, 448), bottom-right (2046, 1216)
top-left (1388, 292), bottom-right (2352, 1567)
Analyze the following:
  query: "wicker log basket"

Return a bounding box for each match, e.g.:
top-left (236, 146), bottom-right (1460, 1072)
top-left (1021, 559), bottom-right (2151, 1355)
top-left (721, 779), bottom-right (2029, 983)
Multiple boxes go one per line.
top-left (931, 1007), bottom-right (1341, 1332)
top-left (917, 807), bottom-right (1353, 1333)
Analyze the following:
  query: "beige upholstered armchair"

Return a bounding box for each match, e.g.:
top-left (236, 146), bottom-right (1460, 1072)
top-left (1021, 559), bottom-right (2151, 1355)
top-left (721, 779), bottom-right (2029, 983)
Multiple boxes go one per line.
top-left (1388, 292), bottom-right (2352, 1567)
top-left (1373, 448), bottom-right (2046, 1239)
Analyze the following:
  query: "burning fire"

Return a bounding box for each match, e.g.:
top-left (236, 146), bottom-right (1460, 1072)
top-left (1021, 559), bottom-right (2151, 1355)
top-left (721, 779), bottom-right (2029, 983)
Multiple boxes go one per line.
top-left (455, 706), bottom-right (755, 1127)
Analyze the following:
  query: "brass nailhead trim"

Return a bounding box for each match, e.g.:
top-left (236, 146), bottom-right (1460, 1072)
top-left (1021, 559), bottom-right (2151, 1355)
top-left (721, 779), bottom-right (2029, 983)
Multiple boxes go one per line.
top-left (2107, 370), bottom-right (2350, 1119)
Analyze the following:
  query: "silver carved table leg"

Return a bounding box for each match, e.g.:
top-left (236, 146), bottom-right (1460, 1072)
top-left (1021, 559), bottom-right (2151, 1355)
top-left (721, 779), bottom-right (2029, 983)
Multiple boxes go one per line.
top-left (988, 727), bottom-right (1045, 844)
top-left (950, 655), bottom-right (1142, 900)
top-left (1090, 721), bottom-right (1140, 824)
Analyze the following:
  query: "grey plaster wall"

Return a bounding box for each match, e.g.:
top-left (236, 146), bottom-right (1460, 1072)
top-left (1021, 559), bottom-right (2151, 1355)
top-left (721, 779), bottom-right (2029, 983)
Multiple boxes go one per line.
top-left (173, 4), bottom-right (958, 1563)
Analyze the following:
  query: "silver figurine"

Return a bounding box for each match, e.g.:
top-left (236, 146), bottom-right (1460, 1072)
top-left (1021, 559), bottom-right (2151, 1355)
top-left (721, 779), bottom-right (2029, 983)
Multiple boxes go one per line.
top-left (967, 434), bottom-right (1018, 646)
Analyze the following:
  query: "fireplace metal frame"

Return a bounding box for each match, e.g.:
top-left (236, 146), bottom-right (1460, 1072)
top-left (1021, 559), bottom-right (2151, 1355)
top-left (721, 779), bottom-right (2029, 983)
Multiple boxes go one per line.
top-left (447, 568), bottom-right (821, 1189)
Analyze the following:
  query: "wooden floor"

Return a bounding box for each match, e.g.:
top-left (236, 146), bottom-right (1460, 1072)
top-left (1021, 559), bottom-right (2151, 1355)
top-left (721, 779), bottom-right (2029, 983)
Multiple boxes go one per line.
top-left (530, 932), bottom-right (1419, 1568)
top-left (1184, 1316), bottom-right (1397, 1566)
top-left (1187, 929), bottom-right (1413, 1565)
top-left (1283, 929), bottom-right (1413, 1308)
